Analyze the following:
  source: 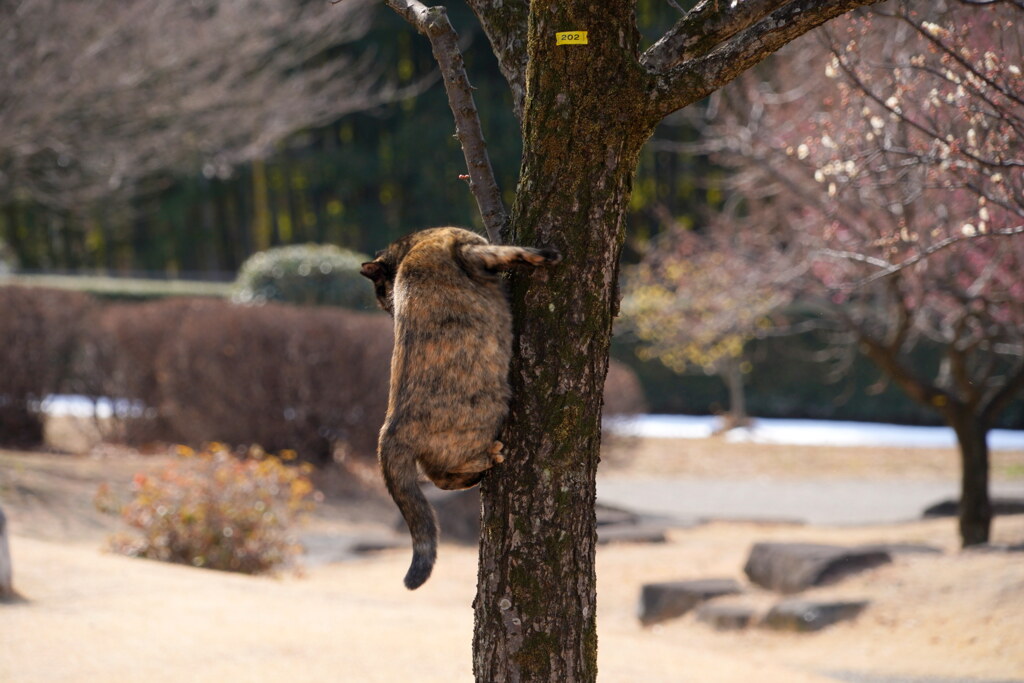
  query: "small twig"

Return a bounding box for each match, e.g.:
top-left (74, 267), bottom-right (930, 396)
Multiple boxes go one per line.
top-left (819, 225), bottom-right (1024, 291)
top-left (382, 0), bottom-right (507, 244)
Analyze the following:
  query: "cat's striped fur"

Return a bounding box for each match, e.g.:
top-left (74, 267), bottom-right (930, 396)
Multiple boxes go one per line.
top-left (360, 227), bottom-right (560, 589)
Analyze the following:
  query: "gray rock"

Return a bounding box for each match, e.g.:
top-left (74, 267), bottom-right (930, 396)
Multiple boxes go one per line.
top-left (300, 533), bottom-right (406, 566)
top-left (922, 497), bottom-right (1024, 518)
top-left (596, 502), bottom-right (643, 527)
top-left (402, 493), bottom-right (685, 548)
top-left (856, 543), bottom-right (943, 557)
top-left (695, 602), bottom-right (758, 630)
top-left (394, 488), bottom-right (481, 546)
top-left (762, 599), bottom-right (868, 632)
top-left (744, 542), bottom-right (892, 594)
top-left (430, 489), bottom-right (482, 545)
top-left (638, 578), bottom-right (744, 626)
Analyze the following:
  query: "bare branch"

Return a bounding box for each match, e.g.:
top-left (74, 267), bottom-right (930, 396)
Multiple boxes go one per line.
top-left (981, 359), bottom-right (1024, 426)
top-left (464, 0), bottom-right (530, 121)
top-left (384, 0), bottom-right (508, 243)
top-left (647, 0), bottom-right (882, 117)
top-left (831, 226), bottom-right (1024, 291)
top-left (640, 0), bottom-right (791, 72)
top-left (0, 0), bottom-right (393, 210)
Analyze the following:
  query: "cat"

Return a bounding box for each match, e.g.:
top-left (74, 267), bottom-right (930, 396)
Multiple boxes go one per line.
top-left (360, 226), bottom-right (560, 589)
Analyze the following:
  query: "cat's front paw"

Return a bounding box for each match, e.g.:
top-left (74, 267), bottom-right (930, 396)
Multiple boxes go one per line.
top-left (489, 440), bottom-right (505, 464)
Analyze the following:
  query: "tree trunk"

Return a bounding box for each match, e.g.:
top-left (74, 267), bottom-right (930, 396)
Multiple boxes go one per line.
top-left (719, 356), bottom-right (749, 430)
top-left (950, 411), bottom-right (992, 546)
top-left (472, 4), bottom-right (654, 681)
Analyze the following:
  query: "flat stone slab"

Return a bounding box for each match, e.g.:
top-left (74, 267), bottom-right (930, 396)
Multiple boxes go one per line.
top-left (638, 578), bottom-right (744, 627)
top-left (393, 488), bottom-right (481, 546)
top-left (695, 602), bottom-right (758, 630)
top-left (922, 497), bottom-right (1024, 518)
top-left (762, 599), bottom-right (868, 632)
top-left (596, 502), bottom-right (643, 527)
top-left (856, 543), bottom-right (943, 557)
top-left (398, 495), bottom-right (687, 548)
top-left (597, 524), bottom-right (668, 545)
top-left (430, 489), bottom-right (482, 545)
top-left (300, 533), bottom-right (406, 566)
top-left (744, 542), bottom-right (892, 594)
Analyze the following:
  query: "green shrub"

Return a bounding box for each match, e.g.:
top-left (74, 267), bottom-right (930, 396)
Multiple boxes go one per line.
top-left (98, 443), bottom-right (320, 574)
top-left (233, 243), bottom-right (376, 310)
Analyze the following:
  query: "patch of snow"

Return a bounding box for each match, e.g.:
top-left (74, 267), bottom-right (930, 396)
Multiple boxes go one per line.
top-left (606, 414), bottom-right (1024, 451)
top-left (41, 395), bottom-right (145, 419)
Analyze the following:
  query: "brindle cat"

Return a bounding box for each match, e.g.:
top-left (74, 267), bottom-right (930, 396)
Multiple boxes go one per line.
top-left (360, 227), bottom-right (560, 589)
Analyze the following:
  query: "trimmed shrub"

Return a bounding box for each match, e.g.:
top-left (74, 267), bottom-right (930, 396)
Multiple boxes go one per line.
top-left (98, 444), bottom-right (319, 574)
top-left (155, 301), bottom-right (391, 461)
top-left (233, 243), bottom-right (377, 310)
top-left (0, 287), bottom-right (94, 446)
top-left (75, 298), bottom-right (197, 443)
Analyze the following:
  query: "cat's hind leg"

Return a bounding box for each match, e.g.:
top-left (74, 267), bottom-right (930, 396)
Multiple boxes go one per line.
top-left (429, 441), bottom-right (505, 490)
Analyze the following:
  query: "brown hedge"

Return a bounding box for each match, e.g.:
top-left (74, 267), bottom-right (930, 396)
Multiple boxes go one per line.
top-left (0, 287), bottom-right (94, 446)
top-left (80, 298), bottom-right (392, 463)
top-left (3, 287), bottom-right (645, 460)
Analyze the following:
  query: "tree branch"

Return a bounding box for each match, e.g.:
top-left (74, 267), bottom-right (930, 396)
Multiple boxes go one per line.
top-left (825, 225), bottom-right (1024, 291)
top-left (647, 0), bottom-right (882, 117)
top-left (854, 324), bottom-right (956, 413)
top-left (383, 0), bottom-right (508, 242)
top-left (640, 0), bottom-right (791, 72)
top-left (463, 0), bottom-right (530, 121)
top-left (981, 358), bottom-right (1024, 427)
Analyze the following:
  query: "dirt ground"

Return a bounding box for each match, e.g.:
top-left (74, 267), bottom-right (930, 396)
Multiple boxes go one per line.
top-left (1, 418), bottom-right (1023, 682)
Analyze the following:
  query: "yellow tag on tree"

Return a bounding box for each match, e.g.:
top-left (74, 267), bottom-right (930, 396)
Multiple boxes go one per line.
top-left (555, 31), bottom-right (588, 45)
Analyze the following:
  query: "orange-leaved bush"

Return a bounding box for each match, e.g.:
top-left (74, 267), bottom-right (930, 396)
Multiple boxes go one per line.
top-left (98, 444), bottom-right (320, 574)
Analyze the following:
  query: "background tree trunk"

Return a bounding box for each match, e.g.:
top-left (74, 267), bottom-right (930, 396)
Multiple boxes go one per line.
top-left (950, 412), bottom-right (992, 546)
top-left (720, 356), bottom-right (749, 430)
top-left (0, 505), bottom-right (13, 600)
top-left (471, 3), bottom-right (654, 681)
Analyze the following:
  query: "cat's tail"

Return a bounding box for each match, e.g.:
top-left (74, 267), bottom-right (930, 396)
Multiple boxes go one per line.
top-left (381, 450), bottom-right (438, 590)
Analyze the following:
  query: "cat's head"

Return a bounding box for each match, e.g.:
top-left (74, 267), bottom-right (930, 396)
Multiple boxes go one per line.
top-left (360, 227), bottom-right (486, 314)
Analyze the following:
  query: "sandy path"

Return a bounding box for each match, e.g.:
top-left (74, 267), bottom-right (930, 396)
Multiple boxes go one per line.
top-left (3, 516), bottom-right (1023, 683)
top-left (2, 436), bottom-right (1023, 682)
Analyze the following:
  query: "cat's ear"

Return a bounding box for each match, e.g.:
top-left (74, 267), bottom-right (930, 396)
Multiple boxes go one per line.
top-left (360, 261), bottom-right (387, 282)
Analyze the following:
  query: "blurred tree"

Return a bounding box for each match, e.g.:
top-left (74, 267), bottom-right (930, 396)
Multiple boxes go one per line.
top-left (620, 225), bottom-right (802, 427)
top-left (0, 1), bottom-right (723, 275)
top-left (0, 0), bottom-right (415, 267)
top-left (639, 1), bottom-right (1024, 546)
top-left (381, 1), bottom-right (886, 680)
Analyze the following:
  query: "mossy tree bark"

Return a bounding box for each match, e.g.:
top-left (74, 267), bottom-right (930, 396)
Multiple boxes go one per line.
top-left (389, 1), bottom-right (885, 680)
top-left (473, 7), bottom-right (653, 680)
